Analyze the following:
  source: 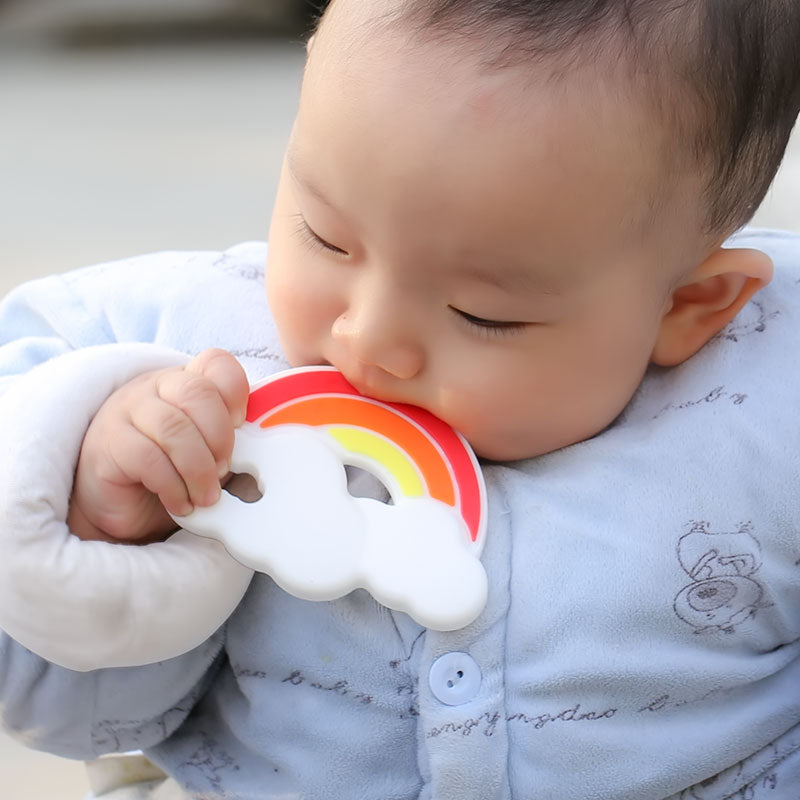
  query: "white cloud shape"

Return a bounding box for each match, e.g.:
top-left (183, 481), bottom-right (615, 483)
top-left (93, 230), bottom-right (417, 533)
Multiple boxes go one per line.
top-left (174, 425), bottom-right (487, 631)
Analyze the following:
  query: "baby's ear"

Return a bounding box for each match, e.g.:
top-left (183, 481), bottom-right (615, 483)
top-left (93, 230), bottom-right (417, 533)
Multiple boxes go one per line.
top-left (650, 247), bottom-right (773, 367)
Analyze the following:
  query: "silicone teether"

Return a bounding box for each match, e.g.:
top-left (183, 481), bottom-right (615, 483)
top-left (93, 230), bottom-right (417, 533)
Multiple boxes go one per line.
top-left (172, 367), bottom-right (488, 631)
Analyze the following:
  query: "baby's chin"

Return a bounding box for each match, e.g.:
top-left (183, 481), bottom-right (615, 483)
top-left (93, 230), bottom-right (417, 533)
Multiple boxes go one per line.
top-left (468, 439), bottom-right (542, 464)
top-left (467, 427), bottom-right (588, 463)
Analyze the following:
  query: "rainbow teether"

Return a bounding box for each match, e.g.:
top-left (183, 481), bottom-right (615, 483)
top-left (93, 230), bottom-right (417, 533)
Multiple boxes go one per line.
top-left (172, 367), bottom-right (488, 631)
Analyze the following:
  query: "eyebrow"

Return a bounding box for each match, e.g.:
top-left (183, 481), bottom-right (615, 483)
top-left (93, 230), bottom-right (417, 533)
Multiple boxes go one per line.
top-left (287, 147), bottom-right (335, 208)
top-left (459, 263), bottom-right (563, 296)
top-left (286, 146), bottom-right (562, 297)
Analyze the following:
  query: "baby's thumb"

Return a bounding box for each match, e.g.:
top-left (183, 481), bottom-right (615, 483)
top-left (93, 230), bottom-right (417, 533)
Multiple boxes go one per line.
top-left (186, 348), bottom-right (249, 427)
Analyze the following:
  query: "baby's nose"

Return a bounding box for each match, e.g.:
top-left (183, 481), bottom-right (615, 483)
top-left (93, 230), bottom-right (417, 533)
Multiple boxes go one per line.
top-left (331, 305), bottom-right (423, 380)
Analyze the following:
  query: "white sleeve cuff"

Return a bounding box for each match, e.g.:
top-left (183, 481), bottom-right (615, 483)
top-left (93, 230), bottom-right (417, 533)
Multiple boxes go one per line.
top-left (0, 344), bottom-right (253, 671)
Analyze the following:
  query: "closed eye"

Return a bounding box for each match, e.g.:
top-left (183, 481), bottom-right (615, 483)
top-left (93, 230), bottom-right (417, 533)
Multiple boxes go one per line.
top-left (292, 213), bottom-right (349, 256)
top-left (450, 306), bottom-right (528, 335)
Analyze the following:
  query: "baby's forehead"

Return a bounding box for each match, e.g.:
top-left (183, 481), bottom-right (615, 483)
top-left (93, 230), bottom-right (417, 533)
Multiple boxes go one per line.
top-left (320, 0), bottom-right (689, 130)
top-left (317, 0), bottom-right (800, 241)
top-left (309, 0), bottom-right (707, 240)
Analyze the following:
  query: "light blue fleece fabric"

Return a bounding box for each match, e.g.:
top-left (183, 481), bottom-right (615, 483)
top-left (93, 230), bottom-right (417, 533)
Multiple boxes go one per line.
top-left (1, 232), bottom-right (799, 799)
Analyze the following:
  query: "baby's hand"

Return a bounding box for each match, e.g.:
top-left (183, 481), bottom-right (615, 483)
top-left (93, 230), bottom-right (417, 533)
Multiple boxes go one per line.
top-left (67, 349), bottom-right (249, 543)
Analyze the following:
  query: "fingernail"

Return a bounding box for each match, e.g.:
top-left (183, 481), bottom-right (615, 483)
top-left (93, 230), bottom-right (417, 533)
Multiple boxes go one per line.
top-left (204, 484), bottom-right (221, 506)
top-left (175, 501), bottom-right (194, 517)
top-left (217, 460), bottom-right (231, 479)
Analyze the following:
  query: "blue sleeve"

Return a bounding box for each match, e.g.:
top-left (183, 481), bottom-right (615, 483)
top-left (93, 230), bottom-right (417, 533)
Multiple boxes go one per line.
top-left (0, 272), bottom-right (110, 387)
top-left (0, 629), bottom-right (226, 760)
top-left (0, 248), bottom-right (200, 378)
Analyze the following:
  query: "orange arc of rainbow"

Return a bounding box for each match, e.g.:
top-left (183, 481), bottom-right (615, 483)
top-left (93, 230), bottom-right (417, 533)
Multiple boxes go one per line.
top-left (259, 396), bottom-right (456, 508)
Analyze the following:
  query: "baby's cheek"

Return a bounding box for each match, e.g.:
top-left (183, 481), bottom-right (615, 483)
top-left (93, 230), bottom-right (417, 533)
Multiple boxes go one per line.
top-left (434, 382), bottom-right (498, 446)
top-left (444, 384), bottom-right (563, 461)
top-left (278, 294), bottom-right (336, 365)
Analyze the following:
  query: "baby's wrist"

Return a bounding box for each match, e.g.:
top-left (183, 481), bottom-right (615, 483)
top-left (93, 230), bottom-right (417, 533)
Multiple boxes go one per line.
top-left (66, 497), bottom-right (174, 544)
top-left (66, 500), bottom-right (115, 542)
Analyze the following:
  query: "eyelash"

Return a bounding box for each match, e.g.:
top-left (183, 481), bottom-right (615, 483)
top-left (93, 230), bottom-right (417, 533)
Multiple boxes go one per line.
top-left (450, 308), bottom-right (528, 337)
top-left (292, 214), bottom-right (348, 255)
top-left (290, 214), bottom-right (526, 338)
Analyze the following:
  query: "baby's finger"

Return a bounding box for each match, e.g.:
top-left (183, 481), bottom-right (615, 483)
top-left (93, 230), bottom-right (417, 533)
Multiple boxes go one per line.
top-left (153, 367), bottom-right (238, 476)
top-left (185, 349), bottom-right (249, 428)
top-left (104, 423), bottom-right (194, 519)
top-left (130, 391), bottom-right (222, 509)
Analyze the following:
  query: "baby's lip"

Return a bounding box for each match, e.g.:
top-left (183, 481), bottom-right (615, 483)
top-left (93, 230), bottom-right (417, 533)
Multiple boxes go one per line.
top-left (338, 363), bottom-right (414, 407)
top-left (340, 369), bottom-right (385, 400)
top-left (317, 353), bottom-right (426, 410)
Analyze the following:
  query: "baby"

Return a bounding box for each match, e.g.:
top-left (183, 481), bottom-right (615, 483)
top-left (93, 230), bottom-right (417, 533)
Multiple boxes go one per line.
top-left (2, 0), bottom-right (800, 798)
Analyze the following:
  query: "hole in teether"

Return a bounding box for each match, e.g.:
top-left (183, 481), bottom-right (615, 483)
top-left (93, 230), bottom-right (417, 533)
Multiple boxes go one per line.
top-left (345, 466), bottom-right (393, 504)
top-left (223, 472), bottom-right (263, 503)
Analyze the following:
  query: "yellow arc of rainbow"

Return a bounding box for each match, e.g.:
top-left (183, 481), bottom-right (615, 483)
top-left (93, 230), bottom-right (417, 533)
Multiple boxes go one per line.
top-left (326, 425), bottom-right (426, 498)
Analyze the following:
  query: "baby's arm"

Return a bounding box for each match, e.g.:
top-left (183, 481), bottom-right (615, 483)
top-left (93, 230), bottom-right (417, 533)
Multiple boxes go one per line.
top-left (0, 250), bottom-right (267, 756)
top-left (68, 348), bottom-right (249, 543)
top-left (0, 254), bottom-right (256, 674)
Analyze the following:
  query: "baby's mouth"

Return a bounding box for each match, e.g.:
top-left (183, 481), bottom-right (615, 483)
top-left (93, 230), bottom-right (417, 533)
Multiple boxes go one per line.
top-left (320, 353), bottom-right (427, 414)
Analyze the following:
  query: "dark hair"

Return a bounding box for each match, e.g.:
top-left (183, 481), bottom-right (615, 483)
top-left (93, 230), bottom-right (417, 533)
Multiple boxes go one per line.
top-left (321, 0), bottom-right (800, 236)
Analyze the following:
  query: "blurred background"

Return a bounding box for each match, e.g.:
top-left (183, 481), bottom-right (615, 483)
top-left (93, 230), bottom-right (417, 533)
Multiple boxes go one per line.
top-left (0, 4), bottom-right (316, 798)
top-left (0, 1), bottom-right (798, 798)
top-left (0, 0), bottom-right (321, 300)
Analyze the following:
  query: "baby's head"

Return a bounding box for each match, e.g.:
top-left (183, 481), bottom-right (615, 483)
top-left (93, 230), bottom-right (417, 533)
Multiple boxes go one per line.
top-left (266, 0), bottom-right (799, 461)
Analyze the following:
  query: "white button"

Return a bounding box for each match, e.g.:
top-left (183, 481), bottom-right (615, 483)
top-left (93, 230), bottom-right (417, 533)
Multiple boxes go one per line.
top-left (429, 652), bottom-right (482, 706)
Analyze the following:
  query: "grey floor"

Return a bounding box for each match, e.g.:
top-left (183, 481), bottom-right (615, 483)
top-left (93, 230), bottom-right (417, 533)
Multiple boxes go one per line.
top-left (0, 3), bottom-right (798, 798)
